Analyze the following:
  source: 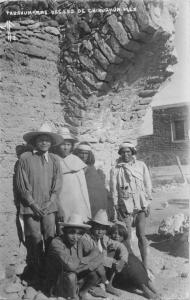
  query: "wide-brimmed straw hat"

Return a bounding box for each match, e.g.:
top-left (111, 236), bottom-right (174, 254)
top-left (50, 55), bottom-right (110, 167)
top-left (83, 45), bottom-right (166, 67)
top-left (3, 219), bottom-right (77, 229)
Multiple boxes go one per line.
top-left (89, 209), bottom-right (113, 227)
top-left (57, 127), bottom-right (78, 145)
top-left (59, 213), bottom-right (91, 229)
top-left (23, 123), bottom-right (64, 146)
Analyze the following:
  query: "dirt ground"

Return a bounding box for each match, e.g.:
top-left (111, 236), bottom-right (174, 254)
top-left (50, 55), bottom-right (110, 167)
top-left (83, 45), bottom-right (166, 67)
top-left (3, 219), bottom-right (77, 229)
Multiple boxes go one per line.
top-left (112, 183), bottom-right (190, 300)
top-left (0, 184), bottom-right (189, 300)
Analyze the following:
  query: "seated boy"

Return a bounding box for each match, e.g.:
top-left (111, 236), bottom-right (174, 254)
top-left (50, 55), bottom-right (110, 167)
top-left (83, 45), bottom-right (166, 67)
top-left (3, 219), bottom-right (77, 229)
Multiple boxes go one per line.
top-left (45, 213), bottom-right (104, 300)
top-left (81, 209), bottom-right (129, 297)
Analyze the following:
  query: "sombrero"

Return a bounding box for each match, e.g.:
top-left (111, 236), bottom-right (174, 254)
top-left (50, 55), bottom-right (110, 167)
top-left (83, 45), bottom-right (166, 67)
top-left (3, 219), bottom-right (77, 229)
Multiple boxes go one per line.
top-left (56, 127), bottom-right (78, 145)
top-left (59, 213), bottom-right (91, 229)
top-left (89, 209), bottom-right (113, 227)
top-left (23, 123), bottom-right (64, 146)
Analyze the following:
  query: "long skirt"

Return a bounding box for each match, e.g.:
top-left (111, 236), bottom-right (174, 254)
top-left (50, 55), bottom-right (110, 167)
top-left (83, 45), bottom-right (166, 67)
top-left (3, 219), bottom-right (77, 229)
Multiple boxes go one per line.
top-left (57, 155), bottom-right (91, 222)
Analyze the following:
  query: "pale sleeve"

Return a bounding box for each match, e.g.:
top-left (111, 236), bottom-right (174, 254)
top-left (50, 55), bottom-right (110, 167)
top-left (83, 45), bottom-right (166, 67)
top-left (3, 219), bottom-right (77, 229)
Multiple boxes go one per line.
top-left (107, 238), bottom-right (128, 263)
top-left (143, 162), bottom-right (152, 200)
top-left (110, 167), bottom-right (119, 206)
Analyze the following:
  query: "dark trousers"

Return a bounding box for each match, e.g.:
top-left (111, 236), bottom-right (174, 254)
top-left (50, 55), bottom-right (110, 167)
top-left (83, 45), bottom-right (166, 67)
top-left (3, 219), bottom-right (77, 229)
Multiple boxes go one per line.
top-left (46, 263), bottom-right (100, 298)
top-left (24, 213), bottom-right (56, 274)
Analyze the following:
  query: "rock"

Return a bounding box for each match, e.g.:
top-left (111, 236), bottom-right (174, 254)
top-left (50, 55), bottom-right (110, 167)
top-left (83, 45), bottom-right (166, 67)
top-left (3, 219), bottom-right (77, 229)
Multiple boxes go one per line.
top-left (102, 24), bottom-right (109, 35)
top-left (41, 91), bottom-right (46, 98)
top-left (94, 49), bottom-right (109, 70)
top-left (4, 282), bottom-right (23, 293)
top-left (11, 23), bottom-right (22, 31)
top-left (55, 14), bottom-right (67, 25)
top-left (19, 20), bottom-right (35, 26)
top-left (21, 280), bottom-right (28, 287)
top-left (64, 55), bottom-right (72, 64)
top-left (0, 270), bottom-right (6, 280)
top-left (180, 272), bottom-right (188, 278)
top-left (101, 0), bottom-right (118, 8)
top-left (0, 48), bottom-right (5, 57)
top-left (164, 65), bottom-right (174, 77)
top-left (139, 98), bottom-right (152, 105)
top-left (13, 44), bottom-right (47, 59)
top-left (44, 20), bottom-right (59, 28)
top-left (107, 15), bottom-right (129, 47)
top-left (15, 263), bottom-right (25, 275)
top-left (161, 201), bottom-right (169, 209)
top-left (33, 33), bottom-right (46, 41)
top-left (146, 76), bottom-right (164, 84)
top-left (138, 90), bottom-right (157, 98)
top-left (82, 40), bottom-right (93, 52)
top-left (78, 20), bottom-right (91, 33)
top-left (94, 33), bottom-right (121, 64)
top-left (132, 104), bottom-right (146, 111)
top-left (23, 287), bottom-right (38, 299)
top-left (0, 295), bottom-right (8, 300)
top-left (67, 68), bottom-right (92, 96)
top-left (40, 15), bottom-right (51, 22)
top-left (82, 71), bottom-right (104, 90)
top-left (34, 292), bottom-right (48, 300)
top-left (5, 265), bottom-right (16, 279)
top-left (134, 0), bottom-right (156, 34)
top-left (44, 27), bottom-right (60, 36)
top-left (0, 263), bottom-right (5, 280)
top-left (79, 55), bottom-right (107, 81)
top-left (18, 38), bottom-right (29, 45)
top-left (123, 13), bottom-right (140, 40)
top-left (27, 23), bottom-right (42, 30)
top-left (109, 36), bottom-right (135, 60)
top-left (137, 109), bottom-right (146, 118)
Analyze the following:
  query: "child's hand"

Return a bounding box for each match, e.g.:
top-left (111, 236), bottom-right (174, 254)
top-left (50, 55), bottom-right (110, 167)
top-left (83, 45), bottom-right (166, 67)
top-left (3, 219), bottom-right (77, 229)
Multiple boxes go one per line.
top-left (107, 243), bottom-right (115, 252)
top-left (145, 204), bottom-right (150, 217)
top-left (113, 259), bottom-right (125, 273)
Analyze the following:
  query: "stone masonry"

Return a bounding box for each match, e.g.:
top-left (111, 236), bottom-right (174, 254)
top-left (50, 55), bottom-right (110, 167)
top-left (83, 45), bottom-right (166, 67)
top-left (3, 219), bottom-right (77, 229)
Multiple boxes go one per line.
top-left (137, 104), bottom-right (190, 166)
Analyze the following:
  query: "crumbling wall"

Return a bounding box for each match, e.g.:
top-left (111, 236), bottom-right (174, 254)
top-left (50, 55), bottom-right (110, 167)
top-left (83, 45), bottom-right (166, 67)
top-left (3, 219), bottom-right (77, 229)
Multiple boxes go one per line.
top-left (57, 0), bottom-right (178, 173)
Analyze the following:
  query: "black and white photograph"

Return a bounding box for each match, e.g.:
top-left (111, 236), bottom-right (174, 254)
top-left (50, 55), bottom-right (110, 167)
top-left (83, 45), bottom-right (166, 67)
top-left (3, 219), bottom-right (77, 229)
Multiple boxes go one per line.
top-left (0, 0), bottom-right (189, 299)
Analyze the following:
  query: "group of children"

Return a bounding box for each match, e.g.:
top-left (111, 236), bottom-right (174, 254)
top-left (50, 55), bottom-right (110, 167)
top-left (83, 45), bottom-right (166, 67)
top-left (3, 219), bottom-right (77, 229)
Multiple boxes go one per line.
top-left (46, 209), bottom-right (161, 300)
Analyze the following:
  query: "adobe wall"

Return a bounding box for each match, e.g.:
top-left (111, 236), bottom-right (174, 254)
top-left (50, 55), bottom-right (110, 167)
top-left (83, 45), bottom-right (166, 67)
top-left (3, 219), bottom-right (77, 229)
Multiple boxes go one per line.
top-left (137, 106), bottom-right (190, 166)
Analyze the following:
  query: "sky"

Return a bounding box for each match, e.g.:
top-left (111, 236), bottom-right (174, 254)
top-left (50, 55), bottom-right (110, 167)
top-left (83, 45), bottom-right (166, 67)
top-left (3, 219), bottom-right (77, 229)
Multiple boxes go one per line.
top-left (140, 0), bottom-right (190, 135)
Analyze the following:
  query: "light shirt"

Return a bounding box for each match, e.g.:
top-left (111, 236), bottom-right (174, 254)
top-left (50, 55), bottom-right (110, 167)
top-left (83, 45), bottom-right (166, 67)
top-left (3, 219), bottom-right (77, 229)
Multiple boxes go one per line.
top-left (110, 158), bottom-right (152, 213)
top-left (33, 150), bottom-right (49, 162)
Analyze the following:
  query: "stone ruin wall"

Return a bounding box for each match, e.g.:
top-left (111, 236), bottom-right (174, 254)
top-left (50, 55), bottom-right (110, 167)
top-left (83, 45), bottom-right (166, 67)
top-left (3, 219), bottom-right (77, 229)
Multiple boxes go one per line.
top-left (0, 0), bottom-right (178, 266)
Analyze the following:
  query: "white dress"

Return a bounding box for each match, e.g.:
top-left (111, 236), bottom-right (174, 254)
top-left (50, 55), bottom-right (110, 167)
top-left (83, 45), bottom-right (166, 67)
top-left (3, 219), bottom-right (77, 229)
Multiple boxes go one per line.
top-left (57, 154), bottom-right (91, 222)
